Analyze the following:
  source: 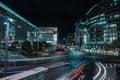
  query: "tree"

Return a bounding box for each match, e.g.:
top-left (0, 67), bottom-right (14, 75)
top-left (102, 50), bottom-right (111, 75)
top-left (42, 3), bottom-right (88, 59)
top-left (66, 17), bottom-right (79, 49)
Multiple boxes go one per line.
top-left (21, 40), bottom-right (34, 57)
top-left (33, 41), bottom-right (49, 53)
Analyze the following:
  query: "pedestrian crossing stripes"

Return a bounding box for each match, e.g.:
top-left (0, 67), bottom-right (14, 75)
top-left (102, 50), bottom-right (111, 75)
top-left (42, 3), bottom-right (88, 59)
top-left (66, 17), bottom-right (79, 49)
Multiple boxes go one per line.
top-left (104, 64), bottom-right (120, 68)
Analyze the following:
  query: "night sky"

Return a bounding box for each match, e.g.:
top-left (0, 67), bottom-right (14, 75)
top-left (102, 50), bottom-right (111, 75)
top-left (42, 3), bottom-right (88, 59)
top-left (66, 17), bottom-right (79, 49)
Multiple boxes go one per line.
top-left (1, 0), bottom-right (99, 42)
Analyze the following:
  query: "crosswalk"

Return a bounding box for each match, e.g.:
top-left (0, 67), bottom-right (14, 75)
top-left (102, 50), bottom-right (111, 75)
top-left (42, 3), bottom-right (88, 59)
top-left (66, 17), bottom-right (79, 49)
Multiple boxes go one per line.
top-left (104, 63), bottom-right (120, 68)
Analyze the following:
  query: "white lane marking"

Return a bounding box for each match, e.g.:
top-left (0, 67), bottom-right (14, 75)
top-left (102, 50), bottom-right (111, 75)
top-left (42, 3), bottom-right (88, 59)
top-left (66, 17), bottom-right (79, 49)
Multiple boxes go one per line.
top-left (114, 64), bottom-right (116, 67)
top-left (99, 62), bottom-right (107, 80)
top-left (93, 62), bottom-right (101, 80)
top-left (110, 64), bottom-right (112, 68)
top-left (105, 64), bottom-right (108, 68)
top-left (78, 74), bottom-right (86, 80)
top-left (117, 64), bottom-right (120, 67)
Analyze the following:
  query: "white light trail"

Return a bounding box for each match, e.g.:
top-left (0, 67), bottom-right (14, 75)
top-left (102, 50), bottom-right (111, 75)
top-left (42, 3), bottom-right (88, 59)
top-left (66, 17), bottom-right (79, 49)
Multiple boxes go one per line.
top-left (93, 62), bottom-right (101, 80)
top-left (93, 62), bottom-right (107, 80)
top-left (99, 62), bottom-right (107, 80)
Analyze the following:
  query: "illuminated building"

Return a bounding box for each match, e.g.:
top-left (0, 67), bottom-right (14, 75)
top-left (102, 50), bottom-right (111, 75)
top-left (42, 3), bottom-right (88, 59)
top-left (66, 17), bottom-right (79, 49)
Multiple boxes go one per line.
top-left (85, 0), bottom-right (120, 55)
top-left (66, 33), bottom-right (74, 46)
top-left (75, 20), bottom-right (85, 46)
top-left (0, 2), bottom-right (38, 47)
top-left (38, 27), bottom-right (58, 45)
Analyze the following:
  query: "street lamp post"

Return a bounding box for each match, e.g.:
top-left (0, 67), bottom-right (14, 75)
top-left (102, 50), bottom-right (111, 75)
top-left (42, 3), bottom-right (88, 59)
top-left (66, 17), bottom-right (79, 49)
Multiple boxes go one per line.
top-left (4, 21), bottom-right (9, 75)
top-left (4, 16), bottom-right (14, 75)
top-left (37, 34), bottom-right (42, 55)
top-left (37, 36), bottom-right (39, 55)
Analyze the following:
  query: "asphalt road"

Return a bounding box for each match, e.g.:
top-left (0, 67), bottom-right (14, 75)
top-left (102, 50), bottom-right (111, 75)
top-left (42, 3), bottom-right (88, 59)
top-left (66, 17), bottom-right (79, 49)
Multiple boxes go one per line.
top-left (83, 62), bottom-right (95, 80)
top-left (103, 63), bottom-right (120, 80)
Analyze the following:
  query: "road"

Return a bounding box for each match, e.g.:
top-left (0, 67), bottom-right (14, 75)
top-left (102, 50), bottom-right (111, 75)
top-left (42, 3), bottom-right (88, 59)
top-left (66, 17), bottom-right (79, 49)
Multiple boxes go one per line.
top-left (56, 60), bottom-right (95, 80)
top-left (0, 53), bottom-right (69, 78)
top-left (103, 63), bottom-right (120, 80)
top-left (1, 49), bottom-right (120, 80)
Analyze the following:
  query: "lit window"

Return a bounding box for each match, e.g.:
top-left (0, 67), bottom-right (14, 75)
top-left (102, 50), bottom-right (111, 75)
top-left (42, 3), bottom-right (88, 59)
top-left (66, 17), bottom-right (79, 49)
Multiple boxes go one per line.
top-left (84, 35), bottom-right (87, 42)
top-left (115, 2), bottom-right (117, 5)
top-left (114, 14), bottom-right (120, 18)
top-left (111, 3), bottom-right (113, 6)
top-left (98, 21), bottom-right (107, 25)
top-left (100, 17), bottom-right (105, 21)
top-left (114, 0), bottom-right (118, 2)
top-left (113, 0), bottom-right (118, 5)
top-left (12, 37), bottom-right (15, 40)
top-left (110, 16), bottom-right (113, 19)
top-left (100, 13), bottom-right (105, 16)
top-left (110, 24), bottom-right (117, 27)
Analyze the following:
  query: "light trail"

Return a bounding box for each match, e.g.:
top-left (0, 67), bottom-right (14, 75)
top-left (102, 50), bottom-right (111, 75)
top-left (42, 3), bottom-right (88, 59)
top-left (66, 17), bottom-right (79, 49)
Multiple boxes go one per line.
top-left (93, 62), bottom-right (101, 80)
top-left (69, 64), bottom-right (86, 80)
top-left (93, 62), bottom-right (107, 80)
top-left (75, 60), bottom-right (87, 68)
top-left (99, 62), bottom-right (107, 80)
top-left (57, 63), bottom-right (86, 80)
top-left (1, 55), bottom-right (68, 62)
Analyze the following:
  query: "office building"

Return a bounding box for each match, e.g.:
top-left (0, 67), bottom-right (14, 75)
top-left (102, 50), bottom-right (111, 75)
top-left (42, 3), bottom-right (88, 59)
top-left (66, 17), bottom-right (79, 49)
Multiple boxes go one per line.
top-left (38, 27), bottom-right (58, 45)
top-left (0, 2), bottom-right (38, 48)
top-left (85, 0), bottom-right (120, 55)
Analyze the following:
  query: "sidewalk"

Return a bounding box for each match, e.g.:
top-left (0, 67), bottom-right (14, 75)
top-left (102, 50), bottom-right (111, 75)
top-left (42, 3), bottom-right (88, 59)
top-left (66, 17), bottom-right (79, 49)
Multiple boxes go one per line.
top-left (0, 50), bottom-right (27, 60)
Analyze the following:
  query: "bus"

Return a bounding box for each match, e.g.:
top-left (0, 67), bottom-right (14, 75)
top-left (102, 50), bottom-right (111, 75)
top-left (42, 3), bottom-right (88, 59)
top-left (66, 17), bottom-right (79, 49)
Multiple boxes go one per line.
top-left (0, 67), bottom-right (48, 80)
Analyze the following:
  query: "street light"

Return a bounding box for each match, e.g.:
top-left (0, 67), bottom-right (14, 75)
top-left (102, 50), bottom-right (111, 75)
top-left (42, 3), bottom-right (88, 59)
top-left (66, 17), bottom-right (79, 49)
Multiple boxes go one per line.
top-left (4, 17), bottom-right (14, 75)
top-left (37, 33), bottom-right (42, 55)
top-left (4, 20), bottom-right (9, 75)
top-left (37, 36), bottom-right (39, 55)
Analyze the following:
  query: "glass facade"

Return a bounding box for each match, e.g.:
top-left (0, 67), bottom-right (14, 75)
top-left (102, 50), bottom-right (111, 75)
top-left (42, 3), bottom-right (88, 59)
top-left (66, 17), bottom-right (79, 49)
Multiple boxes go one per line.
top-left (0, 2), bottom-right (38, 48)
top-left (39, 27), bottom-right (58, 45)
top-left (0, 2), bottom-right (38, 71)
top-left (75, 20), bottom-right (85, 46)
top-left (76, 0), bottom-right (120, 56)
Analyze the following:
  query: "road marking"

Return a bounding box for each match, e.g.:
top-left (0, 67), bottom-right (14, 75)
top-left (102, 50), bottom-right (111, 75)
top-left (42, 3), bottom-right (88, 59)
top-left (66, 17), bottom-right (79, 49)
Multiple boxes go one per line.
top-left (78, 74), bottom-right (86, 80)
top-left (105, 64), bottom-right (108, 68)
top-left (110, 64), bottom-right (113, 68)
top-left (93, 62), bottom-right (101, 80)
top-left (114, 64), bottom-right (116, 67)
top-left (99, 62), bottom-right (107, 80)
top-left (117, 64), bottom-right (120, 67)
